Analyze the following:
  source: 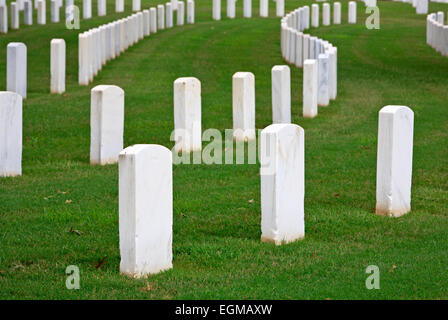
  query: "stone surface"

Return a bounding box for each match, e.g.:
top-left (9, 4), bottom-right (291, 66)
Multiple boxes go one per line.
top-left (157, 4), bottom-right (165, 30)
top-left (0, 91), bottom-right (22, 177)
top-left (79, 33), bottom-right (89, 85)
top-left (317, 53), bottom-right (330, 107)
top-left (119, 144), bottom-right (173, 277)
top-left (143, 9), bottom-right (150, 36)
top-left (7, 43), bottom-right (27, 99)
top-left (303, 5), bottom-right (309, 29)
top-left (0, 5), bottom-right (7, 34)
top-left (260, 0), bottom-right (268, 17)
top-left (51, 39), bottom-right (65, 94)
top-left (348, 1), bottom-right (356, 24)
top-left (90, 85), bottom-right (125, 165)
top-left (311, 4), bottom-right (319, 28)
top-left (260, 123), bottom-right (305, 245)
top-left (271, 65), bottom-right (291, 124)
top-left (227, 0), bottom-right (235, 18)
top-left (166, 3), bottom-right (173, 28)
top-left (329, 46), bottom-right (337, 100)
top-left (37, 0), bottom-right (45, 24)
top-left (187, 0), bottom-right (194, 24)
top-left (276, 0), bottom-right (284, 17)
top-left (244, 0), bottom-right (251, 18)
top-left (232, 72), bottom-right (256, 141)
top-left (11, 2), bottom-right (19, 29)
top-left (295, 31), bottom-right (303, 67)
top-left (323, 3), bottom-right (330, 26)
top-left (132, 0), bottom-right (140, 12)
top-left (24, 0), bottom-right (32, 25)
top-left (150, 7), bottom-right (157, 33)
top-left (213, 0), bottom-right (220, 20)
top-left (303, 59), bottom-right (317, 118)
top-left (376, 105), bottom-right (414, 217)
top-left (116, 0), bottom-right (124, 13)
top-left (416, 0), bottom-right (428, 14)
top-left (98, 0), bottom-right (106, 16)
top-left (83, 0), bottom-right (91, 19)
top-left (51, 0), bottom-right (60, 22)
top-left (333, 2), bottom-right (341, 24)
top-left (174, 77), bottom-right (202, 153)
top-left (177, 1), bottom-right (184, 25)
top-left (302, 34), bottom-right (310, 61)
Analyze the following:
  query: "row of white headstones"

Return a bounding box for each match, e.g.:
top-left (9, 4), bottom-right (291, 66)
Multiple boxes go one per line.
top-left (398, 0), bottom-right (429, 15)
top-left (78, 1), bottom-right (194, 85)
top-left (427, 11), bottom-right (448, 55)
top-left (211, 0), bottom-right (285, 19)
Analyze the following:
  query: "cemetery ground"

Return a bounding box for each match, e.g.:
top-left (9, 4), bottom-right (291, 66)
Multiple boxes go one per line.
top-left (0, 0), bottom-right (447, 299)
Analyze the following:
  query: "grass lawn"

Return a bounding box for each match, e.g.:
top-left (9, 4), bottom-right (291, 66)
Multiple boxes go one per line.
top-left (0, 0), bottom-right (447, 299)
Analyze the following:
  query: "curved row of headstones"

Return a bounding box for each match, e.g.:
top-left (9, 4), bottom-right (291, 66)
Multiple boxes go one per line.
top-left (427, 11), bottom-right (448, 55)
top-left (78, 1), bottom-right (194, 85)
top-left (211, 0), bottom-right (285, 19)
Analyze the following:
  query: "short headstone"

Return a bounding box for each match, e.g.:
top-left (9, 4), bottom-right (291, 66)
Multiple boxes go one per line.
top-left (7, 43), bottom-right (27, 99)
top-left (311, 4), bottom-right (319, 28)
top-left (271, 65), bottom-right (291, 124)
top-left (90, 85), bottom-right (125, 165)
top-left (51, 39), bottom-right (65, 94)
top-left (213, 0), bottom-right (220, 20)
top-left (276, 0), bottom-right (284, 17)
top-left (376, 106), bottom-right (414, 217)
top-left (98, 0), bottom-right (106, 16)
top-left (303, 59), bottom-right (318, 118)
top-left (416, 0), bottom-right (428, 14)
top-left (119, 144), bottom-right (173, 277)
top-left (24, 0), bottom-right (32, 25)
top-left (143, 9), bottom-right (150, 36)
top-left (173, 77), bottom-right (202, 153)
top-left (132, 0), bottom-right (140, 12)
top-left (187, 0), bottom-right (194, 24)
top-left (333, 2), bottom-right (341, 24)
top-left (11, 2), bottom-right (19, 29)
top-left (0, 91), bottom-right (22, 177)
top-left (37, 0), bottom-right (45, 25)
top-left (243, 0), bottom-right (251, 18)
top-left (116, 0), bottom-right (124, 13)
top-left (232, 72), bottom-right (256, 141)
top-left (177, 1), bottom-right (184, 25)
top-left (323, 3), bottom-right (330, 26)
top-left (83, 0), bottom-right (91, 19)
top-left (317, 53), bottom-right (330, 107)
top-left (227, 0), bottom-right (236, 18)
top-left (348, 1), bottom-right (356, 24)
top-left (51, 0), bottom-right (60, 22)
top-left (260, 123), bottom-right (305, 245)
top-left (260, 0), bottom-right (268, 17)
top-left (150, 7), bottom-right (157, 33)
top-left (157, 4), bottom-right (165, 30)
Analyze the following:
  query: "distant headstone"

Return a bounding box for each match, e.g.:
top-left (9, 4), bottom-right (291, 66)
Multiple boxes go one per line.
top-left (7, 42), bottom-right (27, 98)
top-left (303, 59), bottom-right (318, 118)
top-left (232, 72), bottom-right (256, 141)
top-left (271, 65), bottom-right (291, 124)
top-left (51, 39), bottom-right (65, 94)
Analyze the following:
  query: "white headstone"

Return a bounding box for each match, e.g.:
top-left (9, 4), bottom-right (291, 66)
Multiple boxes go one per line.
top-left (232, 72), bottom-right (255, 141)
top-left (7, 43), bottom-right (27, 99)
top-left (150, 7), bottom-right (157, 33)
top-left (260, 0), bottom-right (268, 17)
top-left (317, 53), bottom-right (330, 107)
top-left (333, 2), bottom-right (341, 24)
top-left (51, 0), bottom-right (60, 22)
top-left (143, 9), bottom-right (150, 36)
top-left (329, 46), bottom-right (337, 100)
top-left (90, 85), bottom-right (125, 165)
top-left (276, 0), bottom-right (284, 17)
top-left (11, 2), bottom-right (19, 29)
top-left (348, 1), bottom-right (356, 24)
top-left (50, 39), bottom-right (65, 94)
top-left (416, 0), bottom-right (428, 14)
top-left (98, 0), bottom-right (106, 16)
top-left (304, 5), bottom-right (310, 29)
top-left (213, 0), bottom-right (220, 20)
top-left (0, 4), bottom-right (8, 34)
top-left (132, 0), bottom-right (140, 12)
top-left (303, 34), bottom-right (310, 61)
top-left (166, 3), bottom-right (173, 28)
top-left (116, 0), bottom-right (124, 13)
top-left (177, 1), bottom-right (184, 25)
top-left (311, 4), bottom-right (319, 28)
top-left (323, 3), bottom-right (330, 26)
top-left (243, 0), bottom-right (251, 18)
top-left (227, 0), bottom-right (235, 18)
top-left (0, 91), bottom-right (22, 177)
top-left (187, 0), bottom-right (194, 24)
top-left (173, 77), bottom-right (202, 153)
top-left (295, 31), bottom-right (303, 67)
top-left (260, 123), bottom-right (305, 245)
top-left (37, 0), bottom-right (45, 24)
top-left (119, 144), bottom-right (173, 277)
top-left (376, 106), bottom-right (414, 217)
top-left (271, 65), bottom-right (291, 124)
top-left (79, 33), bottom-right (89, 85)
top-left (24, 0), bottom-right (32, 25)
top-left (157, 4), bottom-right (165, 30)
top-left (83, 0), bottom-right (91, 19)
top-left (303, 59), bottom-right (317, 118)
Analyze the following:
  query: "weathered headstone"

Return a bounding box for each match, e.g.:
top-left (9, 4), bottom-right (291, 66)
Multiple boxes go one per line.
top-left (303, 59), bottom-right (317, 118)
top-left (173, 77), bottom-right (202, 153)
top-left (260, 123), bottom-right (305, 245)
top-left (0, 91), bottom-right (22, 177)
top-left (271, 65), bottom-right (291, 124)
top-left (50, 39), bottom-right (65, 94)
top-left (119, 144), bottom-right (173, 277)
top-left (376, 106), bottom-right (414, 217)
top-left (90, 85), bottom-right (125, 165)
top-left (232, 72), bottom-right (256, 141)
top-left (7, 43), bottom-right (27, 99)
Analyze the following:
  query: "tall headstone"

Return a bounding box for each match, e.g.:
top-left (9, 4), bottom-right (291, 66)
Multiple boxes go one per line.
top-left (295, 31), bottom-right (303, 67)
top-left (329, 46), bottom-right (337, 100)
top-left (78, 33), bottom-right (89, 85)
top-left (323, 3), bottom-right (330, 26)
top-left (7, 43), bottom-right (27, 99)
top-left (303, 5), bottom-right (310, 29)
top-left (11, 2), bottom-right (19, 29)
top-left (143, 9), bottom-right (150, 36)
top-left (333, 2), bottom-right (341, 24)
top-left (98, 0), bottom-right (106, 16)
top-left (311, 4), bottom-right (319, 28)
top-left (213, 0), bottom-right (220, 20)
top-left (51, 0), bottom-right (60, 22)
top-left (50, 39), bottom-right (65, 94)
top-left (90, 85), bottom-right (125, 165)
top-left (260, 0), bottom-right (268, 17)
top-left (227, 0), bottom-right (235, 18)
top-left (232, 72), bottom-right (255, 141)
top-left (116, 0), bottom-right (124, 13)
top-left (276, 0), bottom-right (284, 17)
top-left (317, 53), bottom-right (330, 107)
top-left (0, 92), bottom-right (22, 177)
top-left (348, 1), bottom-right (356, 24)
top-left (376, 106), bottom-right (414, 217)
top-left (24, 0), bottom-right (33, 25)
top-left (173, 77), bottom-right (202, 153)
top-left (157, 4), bottom-right (165, 30)
top-left (150, 7), bottom-right (157, 32)
top-left (119, 144), bottom-right (173, 277)
top-left (303, 59), bottom-right (317, 118)
top-left (166, 3), bottom-right (173, 28)
top-left (0, 4), bottom-right (8, 34)
top-left (243, 0), bottom-right (251, 18)
top-left (37, 0), bottom-right (45, 25)
top-left (177, 1), bottom-right (184, 25)
top-left (260, 123), bottom-right (305, 245)
top-left (187, 0), bottom-right (194, 23)
top-left (83, 0), bottom-right (91, 19)
top-left (271, 65), bottom-right (291, 124)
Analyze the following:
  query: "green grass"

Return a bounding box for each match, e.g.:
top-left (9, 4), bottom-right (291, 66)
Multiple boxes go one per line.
top-left (0, 0), bottom-right (447, 299)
